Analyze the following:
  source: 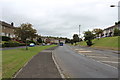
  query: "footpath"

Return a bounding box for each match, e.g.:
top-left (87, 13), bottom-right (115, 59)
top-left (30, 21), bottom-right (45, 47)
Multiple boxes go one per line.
top-left (13, 46), bottom-right (63, 80)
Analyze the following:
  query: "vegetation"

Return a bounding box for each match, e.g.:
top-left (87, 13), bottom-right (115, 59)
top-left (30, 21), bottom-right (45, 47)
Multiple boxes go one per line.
top-left (92, 28), bottom-right (103, 37)
top-left (114, 28), bottom-right (120, 36)
top-left (84, 30), bottom-right (95, 46)
top-left (77, 36), bottom-right (119, 50)
top-left (2, 41), bottom-right (25, 47)
top-left (73, 34), bottom-right (79, 44)
top-left (2, 36), bottom-right (11, 41)
top-left (37, 38), bottom-right (42, 43)
top-left (2, 45), bottom-right (57, 79)
top-left (14, 23), bottom-right (37, 41)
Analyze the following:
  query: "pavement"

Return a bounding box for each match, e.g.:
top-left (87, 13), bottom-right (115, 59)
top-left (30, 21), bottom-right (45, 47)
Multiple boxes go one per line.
top-left (53, 44), bottom-right (118, 78)
top-left (14, 46), bottom-right (62, 79)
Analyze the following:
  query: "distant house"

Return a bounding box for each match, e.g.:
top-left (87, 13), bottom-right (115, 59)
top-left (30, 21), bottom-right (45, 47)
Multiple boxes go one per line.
top-left (102, 23), bottom-right (120, 37)
top-left (0, 21), bottom-right (16, 38)
top-left (41, 36), bottom-right (65, 44)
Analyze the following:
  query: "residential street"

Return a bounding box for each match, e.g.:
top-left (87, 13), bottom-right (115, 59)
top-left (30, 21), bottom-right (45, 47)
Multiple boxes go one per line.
top-left (53, 44), bottom-right (118, 78)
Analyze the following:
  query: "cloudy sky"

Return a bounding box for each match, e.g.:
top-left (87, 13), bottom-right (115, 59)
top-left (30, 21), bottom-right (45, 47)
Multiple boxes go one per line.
top-left (0, 0), bottom-right (119, 39)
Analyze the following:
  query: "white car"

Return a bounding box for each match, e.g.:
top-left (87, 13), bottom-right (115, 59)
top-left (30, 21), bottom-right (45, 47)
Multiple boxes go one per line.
top-left (29, 43), bottom-right (35, 47)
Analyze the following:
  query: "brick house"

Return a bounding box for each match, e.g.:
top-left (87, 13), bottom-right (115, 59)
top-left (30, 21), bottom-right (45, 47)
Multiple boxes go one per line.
top-left (0, 21), bottom-right (16, 38)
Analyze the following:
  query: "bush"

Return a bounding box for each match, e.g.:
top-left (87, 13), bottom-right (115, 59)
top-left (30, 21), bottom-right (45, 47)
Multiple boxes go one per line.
top-left (27, 40), bottom-right (36, 45)
top-left (114, 28), bottom-right (120, 36)
top-left (2, 36), bottom-right (11, 41)
top-left (2, 41), bottom-right (24, 47)
top-left (3, 41), bottom-right (19, 47)
top-left (86, 40), bottom-right (93, 46)
top-left (19, 43), bottom-right (26, 46)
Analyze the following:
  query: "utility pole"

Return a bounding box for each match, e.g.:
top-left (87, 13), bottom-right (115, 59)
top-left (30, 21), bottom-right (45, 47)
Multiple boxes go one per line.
top-left (79, 25), bottom-right (81, 41)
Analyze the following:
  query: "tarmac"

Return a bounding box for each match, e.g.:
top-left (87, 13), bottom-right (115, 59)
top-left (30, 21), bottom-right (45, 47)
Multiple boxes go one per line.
top-left (13, 46), bottom-right (63, 80)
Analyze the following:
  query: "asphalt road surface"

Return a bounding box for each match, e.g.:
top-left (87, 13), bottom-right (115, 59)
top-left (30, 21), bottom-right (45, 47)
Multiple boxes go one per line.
top-left (53, 44), bottom-right (118, 78)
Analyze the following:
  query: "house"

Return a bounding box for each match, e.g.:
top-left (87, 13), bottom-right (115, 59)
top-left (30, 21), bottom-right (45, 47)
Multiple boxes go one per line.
top-left (41, 36), bottom-right (66, 44)
top-left (0, 21), bottom-right (16, 38)
top-left (102, 23), bottom-right (120, 37)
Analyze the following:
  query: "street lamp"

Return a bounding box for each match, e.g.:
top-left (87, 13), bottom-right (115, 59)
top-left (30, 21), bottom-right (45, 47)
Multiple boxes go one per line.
top-left (110, 5), bottom-right (120, 7)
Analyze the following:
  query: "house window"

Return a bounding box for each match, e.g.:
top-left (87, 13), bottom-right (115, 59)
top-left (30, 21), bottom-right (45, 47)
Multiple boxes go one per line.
top-left (2, 26), bottom-right (6, 29)
top-left (1, 33), bottom-right (5, 36)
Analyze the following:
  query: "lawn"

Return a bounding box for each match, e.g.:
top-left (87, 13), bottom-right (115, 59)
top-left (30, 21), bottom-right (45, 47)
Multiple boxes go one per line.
top-left (2, 45), bottom-right (57, 79)
top-left (77, 36), bottom-right (120, 50)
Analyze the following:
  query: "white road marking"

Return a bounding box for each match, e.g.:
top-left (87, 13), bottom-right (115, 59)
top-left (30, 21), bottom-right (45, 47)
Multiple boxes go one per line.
top-left (78, 51), bottom-right (92, 53)
top-left (101, 61), bottom-right (119, 63)
top-left (87, 56), bottom-right (108, 58)
top-left (75, 49), bottom-right (84, 50)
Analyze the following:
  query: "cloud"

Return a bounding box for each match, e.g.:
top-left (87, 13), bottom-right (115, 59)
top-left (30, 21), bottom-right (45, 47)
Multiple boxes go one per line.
top-left (1, 0), bottom-right (119, 39)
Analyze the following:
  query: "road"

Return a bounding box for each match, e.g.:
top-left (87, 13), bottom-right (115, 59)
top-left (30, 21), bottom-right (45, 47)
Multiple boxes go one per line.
top-left (53, 44), bottom-right (118, 78)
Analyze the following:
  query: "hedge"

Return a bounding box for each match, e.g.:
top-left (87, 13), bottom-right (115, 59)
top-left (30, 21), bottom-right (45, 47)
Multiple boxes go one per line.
top-left (2, 41), bottom-right (26, 47)
top-left (2, 36), bottom-right (11, 41)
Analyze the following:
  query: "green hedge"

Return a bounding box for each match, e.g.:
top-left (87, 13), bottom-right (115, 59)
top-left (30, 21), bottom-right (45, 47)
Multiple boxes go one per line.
top-left (2, 36), bottom-right (11, 41)
top-left (2, 41), bottom-right (26, 47)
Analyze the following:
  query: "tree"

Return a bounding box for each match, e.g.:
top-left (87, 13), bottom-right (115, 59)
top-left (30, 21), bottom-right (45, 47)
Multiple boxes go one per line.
top-left (73, 34), bottom-right (79, 44)
top-left (15, 23), bottom-right (37, 41)
top-left (92, 28), bottom-right (103, 37)
top-left (84, 30), bottom-right (95, 46)
top-left (37, 38), bottom-right (42, 43)
top-left (65, 38), bottom-right (71, 43)
top-left (114, 28), bottom-right (120, 36)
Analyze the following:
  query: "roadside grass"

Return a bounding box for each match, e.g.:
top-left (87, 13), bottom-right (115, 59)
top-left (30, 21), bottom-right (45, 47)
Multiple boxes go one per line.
top-left (2, 45), bottom-right (57, 79)
top-left (77, 36), bottom-right (119, 50)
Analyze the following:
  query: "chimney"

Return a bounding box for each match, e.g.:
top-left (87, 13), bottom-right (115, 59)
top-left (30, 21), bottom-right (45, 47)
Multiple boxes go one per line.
top-left (11, 22), bottom-right (14, 26)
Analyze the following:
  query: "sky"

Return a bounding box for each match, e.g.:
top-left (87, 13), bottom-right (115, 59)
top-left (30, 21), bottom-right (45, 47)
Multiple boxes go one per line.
top-left (0, 0), bottom-right (119, 39)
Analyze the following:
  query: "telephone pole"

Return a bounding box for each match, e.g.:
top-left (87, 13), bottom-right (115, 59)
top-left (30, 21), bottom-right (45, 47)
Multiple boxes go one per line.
top-left (79, 25), bottom-right (81, 42)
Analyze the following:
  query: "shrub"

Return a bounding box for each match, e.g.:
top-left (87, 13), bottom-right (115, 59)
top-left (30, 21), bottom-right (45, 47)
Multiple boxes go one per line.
top-left (2, 41), bottom-right (20, 47)
top-left (114, 28), bottom-right (120, 36)
top-left (86, 40), bottom-right (93, 46)
top-left (19, 43), bottom-right (26, 46)
top-left (2, 36), bottom-right (11, 41)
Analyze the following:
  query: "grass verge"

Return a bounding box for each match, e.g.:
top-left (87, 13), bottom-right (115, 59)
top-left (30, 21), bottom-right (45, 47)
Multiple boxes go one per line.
top-left (2, 45), bottom-right (57, 79)
top-left (77, 36), bottom-right (119, 50)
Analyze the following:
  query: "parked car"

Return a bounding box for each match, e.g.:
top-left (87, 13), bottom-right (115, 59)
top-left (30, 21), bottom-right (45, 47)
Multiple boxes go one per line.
top-left (42, 43), bottom-right (46, 46)
top-left (29, 43), bottom-right (35, 47)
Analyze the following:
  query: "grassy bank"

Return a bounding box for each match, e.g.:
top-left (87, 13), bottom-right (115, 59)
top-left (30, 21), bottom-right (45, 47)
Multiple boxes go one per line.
top-left (2, 45), bottom-right (57, 79)
top-left (77, 36), bottom-right (119, 50)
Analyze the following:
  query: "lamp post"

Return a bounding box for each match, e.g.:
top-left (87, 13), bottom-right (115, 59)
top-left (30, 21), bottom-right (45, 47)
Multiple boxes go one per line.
top-left (110, 5), bottom-right (120, 7)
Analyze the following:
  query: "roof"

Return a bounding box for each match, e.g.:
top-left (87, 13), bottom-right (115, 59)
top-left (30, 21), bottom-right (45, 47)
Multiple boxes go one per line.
top-left (0, 21), bottom-right (16, 29)
top-left (104, 23), bottom-right (120, 30)
top-left (104, 26), bottom-right (115, 30)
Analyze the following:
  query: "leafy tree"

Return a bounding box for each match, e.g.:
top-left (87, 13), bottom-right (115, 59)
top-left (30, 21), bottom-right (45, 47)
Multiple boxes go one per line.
top-left (73, 34), bottom-right (79, 44)
top-left (70, 39), bottom-right (74, 45)
top-left (84, 30), bottom-right (95, 46)
top-left (65, 38), bottom-right (71, 43)
top-left (15, 23), bottom-right (37, 41)
top-left (114, 28), bottom-right (120, 36)
top-left (92, 28), bottom-right (103, 37)
top-left (37, 38), bottom-right (42, 43)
